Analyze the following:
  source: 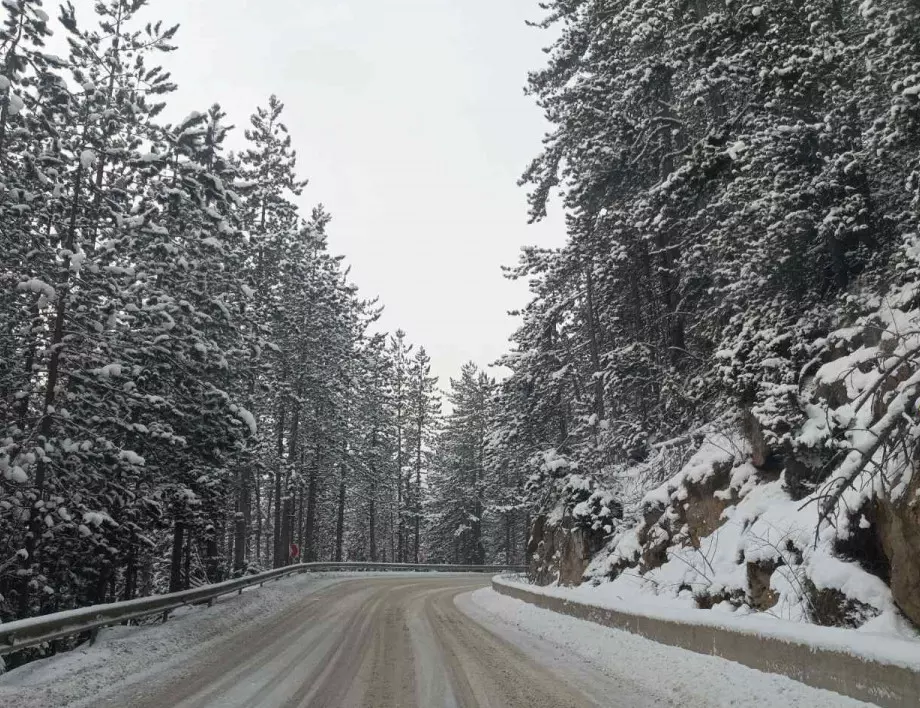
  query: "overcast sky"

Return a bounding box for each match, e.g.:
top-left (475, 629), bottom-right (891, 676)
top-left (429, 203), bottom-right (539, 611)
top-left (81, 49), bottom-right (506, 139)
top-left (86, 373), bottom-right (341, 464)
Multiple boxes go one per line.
top-left (77, 0), bottom-right (565, 386)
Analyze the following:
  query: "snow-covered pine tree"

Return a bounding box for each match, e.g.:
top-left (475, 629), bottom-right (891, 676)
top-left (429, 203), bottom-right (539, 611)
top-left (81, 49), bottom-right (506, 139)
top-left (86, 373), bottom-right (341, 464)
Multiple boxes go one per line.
top-left (351, 332), bottom-right (393, 562)
top-left (387, 329), bottom-right (412, 562)
top-left (1, 0), bottom-right (190, 617)
top-left (426, 363), bottom-right (493, 565)
top-left (0, 1), bottom-right (442, 649)
top-left (238, 95), bottom-right (307, 569)
top-left (487, 0), bottom-right (920, 605)
top-left (405, 347), bottom-right (440, 563)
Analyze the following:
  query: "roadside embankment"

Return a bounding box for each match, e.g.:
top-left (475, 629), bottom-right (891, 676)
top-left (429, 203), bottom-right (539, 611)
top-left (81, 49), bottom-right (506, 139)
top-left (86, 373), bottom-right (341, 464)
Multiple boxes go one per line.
top-left (493, 575), bottom-right (920, 708)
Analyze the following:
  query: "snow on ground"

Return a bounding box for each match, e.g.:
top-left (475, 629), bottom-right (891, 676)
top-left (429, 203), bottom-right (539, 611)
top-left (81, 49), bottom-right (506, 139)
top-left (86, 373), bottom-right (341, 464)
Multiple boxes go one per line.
top-left (493, 575), bottom-right (920, 671)
top-left (590, 427), bottom-right (920, 643)
top-left (0, 570), bottom-right (897, 708)
top-left (464, 587), bottom-right (875, 707)
top-left (0, 572), bottom-right (354, 708)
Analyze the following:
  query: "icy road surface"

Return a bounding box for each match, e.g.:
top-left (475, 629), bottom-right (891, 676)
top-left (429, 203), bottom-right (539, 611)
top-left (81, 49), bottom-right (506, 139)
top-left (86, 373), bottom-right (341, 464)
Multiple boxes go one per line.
top-left (0, 574), bottom-right (873, 707)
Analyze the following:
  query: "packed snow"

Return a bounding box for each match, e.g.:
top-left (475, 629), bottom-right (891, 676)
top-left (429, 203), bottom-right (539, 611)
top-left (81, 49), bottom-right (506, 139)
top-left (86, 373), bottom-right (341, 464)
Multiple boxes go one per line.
top-left (0, 574), bottom-right (879, 708)
top-left (0, 573), bottom-right (348, 707)
top-left (494, 575), bottom-right (920, 673)
top-left (464, 588), bottom-right (873, 707)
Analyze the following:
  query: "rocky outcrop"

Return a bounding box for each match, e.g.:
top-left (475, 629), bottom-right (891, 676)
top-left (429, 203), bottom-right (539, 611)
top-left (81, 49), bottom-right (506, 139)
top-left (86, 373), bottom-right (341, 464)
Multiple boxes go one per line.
top-left (746, 559), bottom-right (780, 611)
top-left (665, 459), bottom-right (735, 549)
top-left (682, 466), bottom-right (734, 549)
top-left (875, 473), bottom-right (920, 627)
top-left (606, 457), bottom-right (738, 580)
top-left (638, 521), bottom-right (670, 574)
top-left (830, 475), bottom-right (920, 628)
top-left (742, 409), bottom-right (770, 469)
top-left (528, 510), bottom-right (607, 586)
top-left (804, 581), bottom-right (879, 628)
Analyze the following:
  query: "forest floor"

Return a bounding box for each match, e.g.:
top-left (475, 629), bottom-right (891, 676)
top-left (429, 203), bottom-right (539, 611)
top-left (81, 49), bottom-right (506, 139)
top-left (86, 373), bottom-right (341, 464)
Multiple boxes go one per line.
top-left (0, 573), bottom-right (874, 707)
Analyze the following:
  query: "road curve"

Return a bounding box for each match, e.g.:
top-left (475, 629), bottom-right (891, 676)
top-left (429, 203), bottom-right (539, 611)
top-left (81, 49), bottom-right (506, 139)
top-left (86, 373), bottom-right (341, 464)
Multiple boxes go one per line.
top-left (100, 575), bottom-right (601, 708)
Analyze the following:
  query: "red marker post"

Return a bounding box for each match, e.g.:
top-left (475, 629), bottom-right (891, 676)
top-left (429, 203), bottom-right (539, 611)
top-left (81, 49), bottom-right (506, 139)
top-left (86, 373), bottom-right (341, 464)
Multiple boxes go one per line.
top-left (289, 542), bottom-right (300, 561)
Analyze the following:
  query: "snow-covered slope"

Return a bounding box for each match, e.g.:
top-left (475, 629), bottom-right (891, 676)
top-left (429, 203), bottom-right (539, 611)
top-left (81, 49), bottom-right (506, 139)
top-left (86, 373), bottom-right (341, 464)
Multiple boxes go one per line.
top-left (529, 285), bottom-right (920, 641)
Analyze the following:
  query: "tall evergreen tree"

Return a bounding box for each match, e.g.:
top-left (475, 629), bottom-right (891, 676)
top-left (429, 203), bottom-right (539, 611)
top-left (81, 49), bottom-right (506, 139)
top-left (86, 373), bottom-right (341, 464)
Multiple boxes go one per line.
top-left (426, 364), bottom-right (492, 565)
top-left (0, 1), bottom-right (443, 656)
top-left (406, 347), bottom-right (440, 562)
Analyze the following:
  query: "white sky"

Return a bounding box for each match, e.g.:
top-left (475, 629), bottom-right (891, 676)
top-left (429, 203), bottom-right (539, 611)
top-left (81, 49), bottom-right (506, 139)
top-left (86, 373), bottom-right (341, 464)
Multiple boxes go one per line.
top-left (75, 0), bottom-right (566, 386)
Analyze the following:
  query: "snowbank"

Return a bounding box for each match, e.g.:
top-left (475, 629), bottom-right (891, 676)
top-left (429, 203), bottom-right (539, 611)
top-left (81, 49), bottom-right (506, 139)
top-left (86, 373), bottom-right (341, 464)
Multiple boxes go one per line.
top-left (492, 576), bottom-right (919, 707)
top-left (0, 573), bottom-right (350, 708)
top-left (466, 587), bottom-right (873, 708)
top-left (495, 574), bottom-right (920, 671)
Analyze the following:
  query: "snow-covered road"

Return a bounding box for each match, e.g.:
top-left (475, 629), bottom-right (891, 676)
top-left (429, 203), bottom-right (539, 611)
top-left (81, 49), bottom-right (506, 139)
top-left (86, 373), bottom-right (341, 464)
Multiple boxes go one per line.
top-left (0, 573), bottom-right (875, 707)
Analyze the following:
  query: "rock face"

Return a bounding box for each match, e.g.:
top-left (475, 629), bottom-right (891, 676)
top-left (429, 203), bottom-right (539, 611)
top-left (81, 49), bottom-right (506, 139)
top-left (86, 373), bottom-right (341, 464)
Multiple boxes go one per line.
top-left (742, 409), bottom-right (769, 469)
top-left (682, 461), bottom-right (734, 548)
top-left (875, 473), bottom-right (920, 627)
top-left (528, 510), bottom-right (606, 586)
top-left (636, 459), bottom-right (735, 574)
top-left (804, 582), bottom-right (879, 628)
top-left (746, 560), bottom-right (780, 610)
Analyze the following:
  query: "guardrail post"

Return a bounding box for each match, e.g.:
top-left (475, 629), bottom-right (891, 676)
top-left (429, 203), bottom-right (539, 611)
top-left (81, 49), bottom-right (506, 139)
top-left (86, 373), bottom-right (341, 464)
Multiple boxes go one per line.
top-left (89, 628), bottom-right (100, 646)
top-left (161, 609), bottom-right (170, 623)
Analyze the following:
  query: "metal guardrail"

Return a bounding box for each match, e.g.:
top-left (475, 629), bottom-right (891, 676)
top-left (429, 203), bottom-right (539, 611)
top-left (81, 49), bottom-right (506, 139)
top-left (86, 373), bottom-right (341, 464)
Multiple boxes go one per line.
top-left (0, 561), bottom-right (526, 656)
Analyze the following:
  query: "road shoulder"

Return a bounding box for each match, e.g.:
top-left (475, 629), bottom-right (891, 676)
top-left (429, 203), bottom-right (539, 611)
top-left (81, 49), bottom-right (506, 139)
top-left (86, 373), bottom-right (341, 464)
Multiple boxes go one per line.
top-left (459, 587), bottom-right (874, 708)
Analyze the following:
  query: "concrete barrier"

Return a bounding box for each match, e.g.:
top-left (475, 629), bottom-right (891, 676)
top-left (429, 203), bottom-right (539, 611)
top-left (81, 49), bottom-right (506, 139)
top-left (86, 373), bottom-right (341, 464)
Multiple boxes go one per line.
top-left (492, 577), bottom-right (920, 708)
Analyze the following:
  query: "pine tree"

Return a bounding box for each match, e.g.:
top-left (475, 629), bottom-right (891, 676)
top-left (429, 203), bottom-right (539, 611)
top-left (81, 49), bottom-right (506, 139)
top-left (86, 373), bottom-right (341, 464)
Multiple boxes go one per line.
top-left (238, 94), bottom-right (307, 569)
top-left (406, 347), bottom-right (440, 562)
top-left (426, 363), bottom-right (492, 565)
top-left (0, 0), bottom-right (443, 647)
top-left (387, 330), bottom-right (412, 562)
top-left (489, 0), bottom-right (920, 582)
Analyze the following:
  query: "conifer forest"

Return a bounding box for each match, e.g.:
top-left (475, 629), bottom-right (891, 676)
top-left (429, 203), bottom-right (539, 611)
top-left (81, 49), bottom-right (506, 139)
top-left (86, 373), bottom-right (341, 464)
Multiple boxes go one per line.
top-left (4, 0), bottom-right (920, 652)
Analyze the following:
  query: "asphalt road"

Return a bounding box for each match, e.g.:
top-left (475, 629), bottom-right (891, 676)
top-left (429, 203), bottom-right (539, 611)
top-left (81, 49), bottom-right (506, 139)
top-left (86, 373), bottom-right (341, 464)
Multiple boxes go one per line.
top-left (101, 575), bottom-right (604, 708)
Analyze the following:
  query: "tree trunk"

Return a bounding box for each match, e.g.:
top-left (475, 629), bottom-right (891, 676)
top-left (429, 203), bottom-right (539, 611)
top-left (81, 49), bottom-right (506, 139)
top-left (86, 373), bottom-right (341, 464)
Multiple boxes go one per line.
top-left (265, 473), bottom-right (274, 563)
top-left (169, 520), bottom-right (185, 593)
top-left (254, 475), bottom-right (262, 566)
top-left (297, 483), bottom-right (305, 548)
top-left (206, 529), bottom-right (219, 582)
top-left (280, 496), bottom-right (293, 566)
top-left (123, 536), bottom-right (137, 601)
top-left (304, 465), bottom-right (318, 561)
top-left (233, 469), bottom-right (248, 573)
top-left (183, 527), bottom-right (192, 590)
top-left (396, 469), bottom-right (404, 563)
top-left (414, 407), bottom-right (424, 564)
top-left (390, 507), bottom-right (397, 563)
top-left (335, 476), bottom-right (346, 562)
top-left (369, 480), bottom-right (377, 561)
top-left (583, 259), bottom-right (606, 423)
top-left (472, 413), bottom-right (486, 565)
top-left (227, 520), bottom-right (235, 574)
top-left (273, 397), bottom-right (286, 568)
top-left (655, 70), bottom-right (686, 363)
